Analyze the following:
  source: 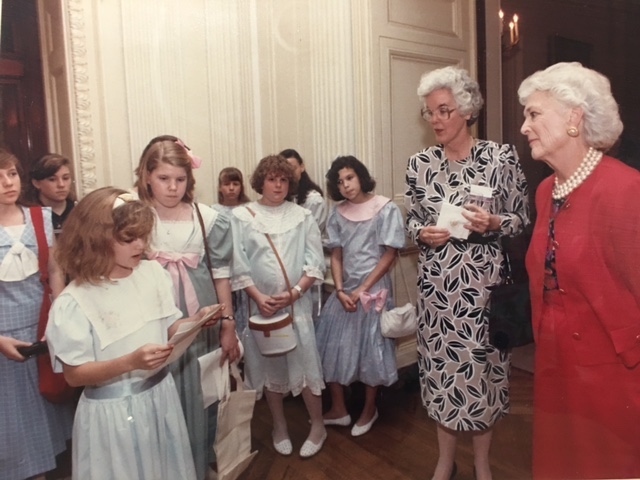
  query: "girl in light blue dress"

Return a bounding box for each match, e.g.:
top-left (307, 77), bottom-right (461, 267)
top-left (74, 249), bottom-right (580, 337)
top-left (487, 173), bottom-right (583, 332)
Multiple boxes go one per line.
top-left (230, 155), bottom-right (327, 458)
top-left (135, 136), bottom-right (240, 480)
top-left (212, 167), bottom-right (251, 337)
top-left (315, 155), bottom-right (405, 437)
top-left (280, 149), bottom-right (329, 322)
top-left (46, 187), bottom-right (221, 480)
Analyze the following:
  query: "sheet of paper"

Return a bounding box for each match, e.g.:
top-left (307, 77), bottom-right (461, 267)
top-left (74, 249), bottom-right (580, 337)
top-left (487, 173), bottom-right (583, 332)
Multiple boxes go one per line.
top-left (167, 304), bottom-right (223, 347)
top-left (198, 348), bottom-right (225, 408)
top-left (198, 339), bottom-right (244, 408)
top-left (436, 202), bottom-right (470, 240)
top-left (162, 327), bottom-right (200, 367)
top-left (162, 304), bottom-right (224, 366)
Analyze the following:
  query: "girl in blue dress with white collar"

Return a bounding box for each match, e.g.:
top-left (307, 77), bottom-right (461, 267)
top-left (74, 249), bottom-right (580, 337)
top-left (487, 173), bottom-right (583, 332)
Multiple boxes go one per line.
top-left (46, 187), bottom-right (222, 480)
top-left (0, 148), bottom-right (72, 480)
top-left (315, 156), bottom-right (405, 437)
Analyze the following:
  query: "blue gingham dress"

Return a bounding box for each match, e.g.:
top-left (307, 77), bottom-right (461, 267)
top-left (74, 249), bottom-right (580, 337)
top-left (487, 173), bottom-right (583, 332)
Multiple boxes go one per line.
top-left (0, 207), bottom-right (73, 480)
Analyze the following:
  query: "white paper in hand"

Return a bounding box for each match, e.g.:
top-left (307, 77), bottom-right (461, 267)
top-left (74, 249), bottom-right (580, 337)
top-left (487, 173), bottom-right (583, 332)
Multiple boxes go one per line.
top-left (162, 305), bottom-right (223, 367)
top-left (162, 323), bottom-right (199, 367)
top-left (436, 202), bottom-right (470, 239)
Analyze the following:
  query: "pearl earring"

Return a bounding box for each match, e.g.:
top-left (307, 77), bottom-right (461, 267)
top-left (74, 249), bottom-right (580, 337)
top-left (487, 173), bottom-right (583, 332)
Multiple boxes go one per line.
top-left (567, 126), bottom-right (579, 137)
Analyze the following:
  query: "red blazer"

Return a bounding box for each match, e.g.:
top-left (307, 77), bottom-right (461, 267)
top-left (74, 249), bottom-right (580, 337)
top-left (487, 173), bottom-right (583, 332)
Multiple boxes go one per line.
top-left (526, 156), bottom-right (640, 368)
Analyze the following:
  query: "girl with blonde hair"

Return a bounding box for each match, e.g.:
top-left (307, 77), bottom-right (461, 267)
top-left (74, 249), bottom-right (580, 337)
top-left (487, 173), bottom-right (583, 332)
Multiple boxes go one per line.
top-left (135, 135), bottom-right (240, 479)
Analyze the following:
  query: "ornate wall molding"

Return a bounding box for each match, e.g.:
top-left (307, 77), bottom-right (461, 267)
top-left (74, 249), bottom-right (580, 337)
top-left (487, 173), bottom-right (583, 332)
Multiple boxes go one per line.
top-left (66, 0), bottom-right (97, 195)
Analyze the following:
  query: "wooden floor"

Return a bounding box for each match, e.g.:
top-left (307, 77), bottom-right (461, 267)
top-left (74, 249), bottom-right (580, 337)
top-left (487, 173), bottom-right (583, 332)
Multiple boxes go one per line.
top-left (239, 367), bottom-right (533, 480)
top-left (48, 367), bottom-right (533, 480)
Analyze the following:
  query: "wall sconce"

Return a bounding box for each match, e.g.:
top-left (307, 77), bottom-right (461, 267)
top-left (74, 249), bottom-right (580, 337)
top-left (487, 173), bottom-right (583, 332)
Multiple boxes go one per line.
top-left (499, 9), bottom-right (520, 55)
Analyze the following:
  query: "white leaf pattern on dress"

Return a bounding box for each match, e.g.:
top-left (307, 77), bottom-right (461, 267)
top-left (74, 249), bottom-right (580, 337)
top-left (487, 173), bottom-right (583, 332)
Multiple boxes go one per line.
top-left (404, 140), bottom-right (530, 431)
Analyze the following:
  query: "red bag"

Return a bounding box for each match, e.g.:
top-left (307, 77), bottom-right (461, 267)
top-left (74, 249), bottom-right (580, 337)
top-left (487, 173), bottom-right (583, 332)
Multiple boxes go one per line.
top-left (30, 207), bottom-right (77, 403)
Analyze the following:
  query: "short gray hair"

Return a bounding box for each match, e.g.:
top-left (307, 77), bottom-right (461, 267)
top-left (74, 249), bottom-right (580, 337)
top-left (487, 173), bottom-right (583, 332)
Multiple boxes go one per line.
top-left (417, 66), bottom-right (484, 126)
top-left (518, 62), bottom-right (623, 150)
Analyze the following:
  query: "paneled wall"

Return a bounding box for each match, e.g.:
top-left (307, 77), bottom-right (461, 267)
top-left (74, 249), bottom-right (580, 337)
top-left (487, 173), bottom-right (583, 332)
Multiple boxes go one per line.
top-left (372, 0), bottom-right (477, 206)
top-left (40, 0), bottom-right (477, 207)
top-left (39, 0), bottom-right (478, 368)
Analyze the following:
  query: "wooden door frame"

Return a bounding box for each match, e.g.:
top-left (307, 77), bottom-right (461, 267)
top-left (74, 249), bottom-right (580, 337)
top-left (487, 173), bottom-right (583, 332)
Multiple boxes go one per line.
top-left (0, 0), bottom-right (49, 170)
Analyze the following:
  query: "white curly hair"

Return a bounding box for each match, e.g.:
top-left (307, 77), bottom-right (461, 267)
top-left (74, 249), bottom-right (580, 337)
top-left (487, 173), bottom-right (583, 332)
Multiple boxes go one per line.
top-left (518, 62), bottom-right (623, 150)
top-left (417, 66), bottom-right (484, 126)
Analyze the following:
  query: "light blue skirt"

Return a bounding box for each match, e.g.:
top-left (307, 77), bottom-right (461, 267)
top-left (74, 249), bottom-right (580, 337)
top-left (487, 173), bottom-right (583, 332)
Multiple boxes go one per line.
top-left (315, 291), bottom-right (398, 387)
top-left (72, 373), bottom-right (196, 480)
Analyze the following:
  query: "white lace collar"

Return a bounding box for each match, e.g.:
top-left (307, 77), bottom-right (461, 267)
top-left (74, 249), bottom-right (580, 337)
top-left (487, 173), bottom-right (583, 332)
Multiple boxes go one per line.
top-left (236, 201), bottom-right (307, 234)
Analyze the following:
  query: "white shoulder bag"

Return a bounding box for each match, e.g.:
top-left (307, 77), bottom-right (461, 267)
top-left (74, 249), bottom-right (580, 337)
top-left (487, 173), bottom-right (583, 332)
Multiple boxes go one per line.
top-left (380, 252), bottom-right (418, 338)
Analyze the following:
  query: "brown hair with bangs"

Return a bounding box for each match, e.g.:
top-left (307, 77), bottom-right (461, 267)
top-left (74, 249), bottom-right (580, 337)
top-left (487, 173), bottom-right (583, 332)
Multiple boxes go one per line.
top-left (0, 148), bottom-right (25, 204)
top-left (26, 153), bottom-right (77, 203)
top-left (249, 154), bottom-right (298, 200)
top-left (134, 135), bottom-right (196, 204)
top-left (217, 167), bottom-right (250, 204)
top-left (56, 187), bottom-right (155, 284)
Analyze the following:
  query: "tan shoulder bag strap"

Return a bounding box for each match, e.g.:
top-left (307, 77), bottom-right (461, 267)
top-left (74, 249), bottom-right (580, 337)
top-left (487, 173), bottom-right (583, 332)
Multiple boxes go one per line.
top-left (246, 206), bottom-right (295, 318)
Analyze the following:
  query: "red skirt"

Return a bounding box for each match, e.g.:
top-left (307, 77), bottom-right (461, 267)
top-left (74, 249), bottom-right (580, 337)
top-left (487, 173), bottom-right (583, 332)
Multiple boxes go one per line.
top-left (533, 290), bottom-right (640, 479)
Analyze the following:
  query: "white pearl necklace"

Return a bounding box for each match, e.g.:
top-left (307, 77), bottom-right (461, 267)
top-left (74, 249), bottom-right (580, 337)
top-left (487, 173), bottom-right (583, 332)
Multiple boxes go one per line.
top-left (552, 147), bottom-right (603, 200)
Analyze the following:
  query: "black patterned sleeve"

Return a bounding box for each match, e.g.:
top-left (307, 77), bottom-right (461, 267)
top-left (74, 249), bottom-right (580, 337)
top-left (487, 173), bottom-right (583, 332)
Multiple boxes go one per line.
top-left (496, 144), bottom-right (530, 237)
top-left (404, 152), bottom-right (433, 245)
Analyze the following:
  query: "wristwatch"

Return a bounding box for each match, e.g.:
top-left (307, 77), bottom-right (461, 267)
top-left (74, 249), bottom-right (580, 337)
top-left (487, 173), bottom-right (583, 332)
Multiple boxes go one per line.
top-left (293, 285), bottom-right (304, 297)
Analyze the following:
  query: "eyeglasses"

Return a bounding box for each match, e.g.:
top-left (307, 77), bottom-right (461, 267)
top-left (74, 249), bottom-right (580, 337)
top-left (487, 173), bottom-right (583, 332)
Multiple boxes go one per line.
top-left (421, 106), bottom-right (457, 121)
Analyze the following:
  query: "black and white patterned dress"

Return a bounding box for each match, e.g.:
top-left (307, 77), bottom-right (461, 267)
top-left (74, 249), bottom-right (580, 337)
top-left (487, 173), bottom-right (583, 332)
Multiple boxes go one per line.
top-left (404, 140), bottom-right (529, 431)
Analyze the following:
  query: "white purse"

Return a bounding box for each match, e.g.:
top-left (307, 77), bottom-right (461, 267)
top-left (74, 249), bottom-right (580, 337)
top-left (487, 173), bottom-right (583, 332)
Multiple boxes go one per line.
top-left (380, 302), bottom-right (417, 338)
top-left (380, 253), bottom-right (417, 338)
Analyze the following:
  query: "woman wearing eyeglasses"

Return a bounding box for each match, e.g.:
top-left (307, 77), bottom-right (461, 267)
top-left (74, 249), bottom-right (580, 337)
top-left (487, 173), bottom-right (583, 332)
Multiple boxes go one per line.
top-left (404, 66), bottom-right (530, 480)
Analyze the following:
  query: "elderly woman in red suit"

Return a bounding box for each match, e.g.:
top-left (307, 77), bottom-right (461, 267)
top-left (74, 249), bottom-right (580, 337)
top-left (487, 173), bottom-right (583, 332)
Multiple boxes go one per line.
top-left (519, 62), bottom-right (640, 480)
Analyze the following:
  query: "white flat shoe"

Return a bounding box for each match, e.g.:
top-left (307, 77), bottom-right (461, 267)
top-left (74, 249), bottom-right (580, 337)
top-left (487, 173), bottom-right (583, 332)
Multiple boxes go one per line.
top-left (351, 410), bottom-right (379, 437)
top-left (272, 436), bottom-right (292, 456)
top-left (299, 431), bottom-right (327, 458)
top-left (323, 414), bottom-right (351, 426)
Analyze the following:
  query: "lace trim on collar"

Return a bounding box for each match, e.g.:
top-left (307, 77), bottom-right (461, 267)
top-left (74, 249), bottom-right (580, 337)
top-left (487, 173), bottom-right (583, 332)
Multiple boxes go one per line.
top-left (235, 201), bottom-right (307, 234)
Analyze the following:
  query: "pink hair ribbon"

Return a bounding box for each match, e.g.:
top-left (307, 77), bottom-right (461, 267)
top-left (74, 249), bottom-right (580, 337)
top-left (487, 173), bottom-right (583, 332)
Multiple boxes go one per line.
top-left (175, 139), bottom-right (203, 170)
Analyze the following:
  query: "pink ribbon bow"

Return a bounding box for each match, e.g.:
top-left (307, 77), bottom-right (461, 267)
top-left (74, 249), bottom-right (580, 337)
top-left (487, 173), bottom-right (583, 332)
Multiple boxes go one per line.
top-left (175, 139), bottom-right (203, 169)
top-left (359, 289), bottom-right (389, 313)
top-left (148, 251), bottom-right (201, 315)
